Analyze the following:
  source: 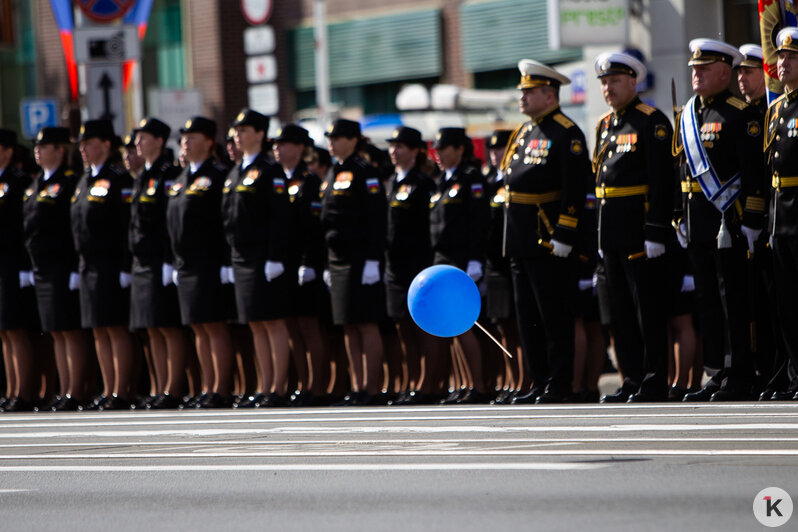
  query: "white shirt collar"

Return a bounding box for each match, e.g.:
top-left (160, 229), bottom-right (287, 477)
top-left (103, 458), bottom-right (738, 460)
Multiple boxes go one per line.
top-left (396, 169), bottom-right (409, 182)
top-left (242, 152), bottom-right (259, 170)
top-left (91, 163), bottom-right (104, 177)
top-left (43, 168), bottom-right (56, 181)
top-left (145, 161), bottom-right (153, 171)
top-left (284, 166), bottom-right (295, 179)
top-left (0, 166), bottom-right (5, 178)
top-left (189, 162), bottom-right (201, 174)
top-left (444, 167), bottom-right (456, 181)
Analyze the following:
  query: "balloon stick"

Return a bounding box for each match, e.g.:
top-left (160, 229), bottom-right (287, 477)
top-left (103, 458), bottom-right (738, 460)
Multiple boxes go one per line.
top-left (474, 321), bottom-right (513, 358)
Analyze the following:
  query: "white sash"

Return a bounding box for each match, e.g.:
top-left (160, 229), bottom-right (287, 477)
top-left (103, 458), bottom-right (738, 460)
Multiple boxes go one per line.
top-left (680, 95), bottom-right (741, 212)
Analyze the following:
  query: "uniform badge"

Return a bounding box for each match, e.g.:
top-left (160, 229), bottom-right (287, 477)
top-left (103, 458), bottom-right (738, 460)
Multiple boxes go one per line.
top-left (654, 124), bottom-right (668, 140)
top-left (320, 180), bottom-right (329, 196)
top-left (395, 184), bottom-right (410, 201)
top-left (448, 183), bottom-right (460, 198)
top-left (0, 182), bottom-right (8, 197)
top-left (570, 139), bottom-right (583, 155)
top-left (46, 183), bottom-right (61, 197)
top-left (310, 201), bottom-right (322, 215)
top-left (429, 192), bottom-right (442, 206)
top-left (333, 171), bottom-right (353, 190)
top-left (242, 169), bottom-right (259, 186)
top-left (121, 188), bottom-right (133, 203)
top-left (471, 182), bottom-right (484, 198)
top-left (700, 122), bottom-right (721, 141)
top-left (288, 180), bottom-right (301, 196)
top-left (747, 121), bottom-right (761, 137)
top-left (273, 177), bottom-right (286, 194)
top-left (90, 179), bottom-right (110, 197)
top-left (168, 182), bottom-right (183, 196)
top-left (146, 178), bottom-right (158, 196)
top-left (190, 176), bottom-right (212, 191)
top-left (366, 177), bottom-right (380, 194)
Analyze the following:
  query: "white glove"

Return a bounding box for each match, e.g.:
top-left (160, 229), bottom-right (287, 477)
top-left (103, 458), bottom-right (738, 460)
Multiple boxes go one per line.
top-left (466, 260), bottom-right (483, 282)
top-left (322, 269), bottom-right (332, 288)
top-left (578, 279), bottom-right (593, 291)
top-left (598, 249), bottom-right (604, 259)
top-left (265, 261), bottom-right (285, 282)
top-left (119, 272), bottom-right (132, 289)
top-left (680, 274), bottom-right (695, 293)
top-left (644, 240), bottom-right (666, 259)
top-left (162, 263), bottom-right (174, 286)
top-left (69, 272), bottom-right (80, 291)
top-left (769, 234), bottom-right (775, 249)
top-left (361, 260), bottom-right (380, 286)
top-left (172, 268), bottom-right (179, 286)
top-left (676, 223), bottom-right (688, 249)
top-left (741, 225), bottom-right (761, 254)
top-left (550, 239), bottom-right (573, 258)
top-left (220, 266), bottom-right (234, 285)
top-left (298, 266), bottom-right (316, 286)
top-left (19, 271), bottom-right (34, 288)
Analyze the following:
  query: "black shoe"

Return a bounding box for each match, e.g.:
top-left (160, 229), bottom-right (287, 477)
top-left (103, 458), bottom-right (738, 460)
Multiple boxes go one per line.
top-left (682, 384), bottom-right (719, 402)
top-left (0, 396), bottom-right (9, 409)
top-left (710, 388), bottom-right (749, 402)
top-left (769, 390), bottom-right (794, 401)
top-left (627, 391), bottom-right (667, 403)
top-left (491, 389), bottom-right (512, 405)
top-left (130, 395), bottom-right (156, 410)
top-left (535, 390), bottom-right (571, 404)
top-left (100, 394), bottom-right (132, 411)
top-left (511, 387), bottom-right (544, 404)
top-left (441, 388), bottom-right (466, 405)
top-left (197, 392), bottom-right (233, 409)
top-left (235, 393), bottom-right (266, 408)
top-left (38, 395), bottom-right (63, 411)
top-left (333, 391), bottom-right (368, 406)
top-left (147, 393), bottom-right (180, 410)
top-left (457, 389), bottom-right (490, 404)
top-left (577, 390), bottom-right (600, 403)
top-left (53, 395), bottom-right (80, 412)
top-left (389, 391), bottom-right (412, 405)
top-left (667, 386), bottom-right (688, 402)
top-left (180, 393), bottom-right (206, 409)
top-left (79, 394), bottom-right (108, 411)
top-left (600, 381), bottom-right (637, 403)
top-left (0, 397), bottom-right (34, 412)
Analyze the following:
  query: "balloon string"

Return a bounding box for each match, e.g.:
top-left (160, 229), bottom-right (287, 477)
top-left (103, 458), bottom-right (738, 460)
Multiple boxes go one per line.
top-left (474, 321), bottom-right (513, 359)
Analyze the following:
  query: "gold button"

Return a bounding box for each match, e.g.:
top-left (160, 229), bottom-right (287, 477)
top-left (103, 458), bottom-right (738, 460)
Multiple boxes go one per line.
top-left (688, 192), bottom-right (693, 199)
top-left (601, 199), bottom-right (606, 205)
top-left (777, 135), bottom-right (781, 141)
top-left (602, 165), bottom-right (608, 172)
top-left (775, 152), bottom-right (780, 158)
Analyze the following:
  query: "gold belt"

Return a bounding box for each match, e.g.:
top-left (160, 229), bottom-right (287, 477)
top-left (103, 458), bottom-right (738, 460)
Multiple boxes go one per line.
top-left (507, 190), bottom-right (562, 205)
top-left (681, 181), bottom-right (703, 193)
top-left (595, 184), bottom-right (649, 198)
top-left (772, 175), bottom-right (798, 188)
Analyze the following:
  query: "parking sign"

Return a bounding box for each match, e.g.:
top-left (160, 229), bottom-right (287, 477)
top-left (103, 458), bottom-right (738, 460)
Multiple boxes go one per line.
top-left (20, 99), bottom-right (58, 139)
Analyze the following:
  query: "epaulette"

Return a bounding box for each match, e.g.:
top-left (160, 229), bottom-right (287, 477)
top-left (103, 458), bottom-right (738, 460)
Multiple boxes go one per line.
top-left (463, 165), bottom-right (477, 176)
top-left (302, 170), bottom-right (313, 179)
top-left (482, 165), bottom-right (491, 176)
top-left (726, 96), bottom-right (747, 110)
top-left (499, 123), bottom-right (524, 172)
top-left (635, 102), bottom-right (656, 116)
top-left (159, 161), bottom-right (172, 172)
top-left (553, 113), bottom-right (575, 129)
top-left (599, 110), bottom-right (612, 122)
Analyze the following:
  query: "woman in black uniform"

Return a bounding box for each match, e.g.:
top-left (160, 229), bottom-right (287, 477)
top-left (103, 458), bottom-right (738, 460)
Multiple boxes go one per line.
top-left (321, 119), bottom-right (387, 406)
top-left (222, 110), bottom-right (292, 407)
top-left (129, 118), bottom-right (187, 409)
top-left (71, 120), bottom-right (136, 411)
top-left (167, 116), bottom-right (234, 408)
top-left (273, 123), bottom-right (329, 405)
top-left (0, 128), bottom-right (38, 412)
top-left (24, 127), bottom-right (91, 411)
top-left (383, 126), bottom-right (439, 405)
top-left (429, 127), bottom-right (491, 404)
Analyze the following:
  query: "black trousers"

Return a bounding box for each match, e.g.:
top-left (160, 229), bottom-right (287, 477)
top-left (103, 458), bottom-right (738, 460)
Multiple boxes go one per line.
top-left (687, 238), bottom-right (752, 390)
top-left (752, 239), bottom-right (790, 392)
top-left (603, 248), bottom-right (669, 396)
top-left (510, 255), bottom-right (575, 394)
top-left (771, 235), bottom-right (798, 391)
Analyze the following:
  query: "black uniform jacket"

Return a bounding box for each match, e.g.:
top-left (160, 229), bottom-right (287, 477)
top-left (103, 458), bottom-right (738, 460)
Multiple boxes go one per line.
top-left (386, 166), bottom-right (435, 270)
top-left (765, 87), bottom-right (798, 238)
top-left (502, 106), bottom-right (590, 258)
top-left (129, 155), bottom-right (180, 265)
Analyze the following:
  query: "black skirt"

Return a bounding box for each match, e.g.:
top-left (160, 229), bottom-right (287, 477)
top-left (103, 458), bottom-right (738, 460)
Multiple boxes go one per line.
top-left (32, 266), bottom-right (80, 332)
top-left (129, 258), bottom-right (182, 329)
top-left (231, 257), bottom-right (291, 323)
top-left (384, 259), bottom-right (429, 320)
top-left (329, 259), bottom-right (385, 325)
top-left (484, 267), bottom-right (514, 321)
top-left (0, 265), bottom-right (39, 331)
top-left (79, 264), bottom-right (129, 328)
top-left (175, 264), bottom-right (230, 325)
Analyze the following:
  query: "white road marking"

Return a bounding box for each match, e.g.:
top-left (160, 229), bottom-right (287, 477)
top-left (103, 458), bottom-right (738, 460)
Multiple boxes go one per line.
top-left (0, 462), bottom-right (607, 472)
top-left (0, 489), bottom-right (34, 493)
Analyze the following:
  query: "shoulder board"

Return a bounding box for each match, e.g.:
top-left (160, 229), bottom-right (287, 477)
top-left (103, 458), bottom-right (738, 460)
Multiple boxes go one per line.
top-left (213, 162), bottom-right (229, 172)
top-left (599, 110), bottom-right (612, 121)
top-left (65, 170), bottom-right (74, 176)
top-left (302, 170), bottom-right (313, 179)
top-left (553, 113), bottom-right (574, 129)
top-left (726, 96), bottom-right (747, 110)
top-left (463, 165), bottom-right (477, 176)
top-left (771, 93), bottom-right (788, 107)
top-left (635, 102), bottom-right (656, 116)
top-left (109, 165), bottom-right (128, 177)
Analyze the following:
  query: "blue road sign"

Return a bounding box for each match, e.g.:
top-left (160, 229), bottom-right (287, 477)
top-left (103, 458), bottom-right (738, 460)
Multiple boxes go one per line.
top-left (20, 99), bottom-right (58, 139)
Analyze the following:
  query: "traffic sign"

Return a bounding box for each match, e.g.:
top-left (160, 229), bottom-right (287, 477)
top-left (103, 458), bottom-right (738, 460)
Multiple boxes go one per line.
top-left (75, 0), bottom-right (135, 23)
top-left (243, 26), bottom-right (275, 55)
top-left (241, 0), bottom-right (273, 25)
top-left (248, 83), bottom-right (279, 116)
top-left (246, 55), bottom-right (277, 83)
top-left (86, 63), bottom-right (125, 136)
top-left (74, 26), bottom-right (140, 63)
top-left (20, 99), bottom-right (58, 139)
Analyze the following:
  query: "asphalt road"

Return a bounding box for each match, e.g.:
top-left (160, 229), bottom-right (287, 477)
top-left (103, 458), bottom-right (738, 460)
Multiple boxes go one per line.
top-left (0, 402), bottom-right (796, 531)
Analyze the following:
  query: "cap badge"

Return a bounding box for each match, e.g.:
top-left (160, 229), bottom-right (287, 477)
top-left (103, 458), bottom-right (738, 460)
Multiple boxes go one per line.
top-left (601, 59), bottom-right (611, 72)
top-left (786, 34), bottom-right (794, 46)
top-left (693, 48), bottom-right (702, 59)
top-left (236, 112), bottom-right (246, 122)
top-left (393, 129), bottom-right (400, 138)
top-left (185, 120), bottom-right (193, 129)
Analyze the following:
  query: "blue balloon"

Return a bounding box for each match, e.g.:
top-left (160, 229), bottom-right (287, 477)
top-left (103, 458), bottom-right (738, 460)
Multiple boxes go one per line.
top-left (407, 265), bottom-right (481, 337)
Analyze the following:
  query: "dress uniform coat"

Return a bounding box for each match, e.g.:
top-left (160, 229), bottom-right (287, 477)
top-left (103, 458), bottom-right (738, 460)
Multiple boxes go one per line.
top-left (484, 170), bottom-right (514, 320)
top-left (286, 161), bottom-right (326, 317)
top-left (429, 163), bottom-right (489, 269)
top-left (673, 89), bottom-right (766, 392)
top-left (70, 162), bottom-right (133, 328)
top-left (129, 154), bottom-right (181, 329)
top-left (23, 165), bottom-right (80, 331)
top-left (320, 153), bottom-right (387, 325)
top-left (593, 96), bottom-right (674, 398)
top-left (502, 106), bottom-right (590, 396)
top-left (166, 158), bottom-right (231, 325)
top-left (764, 87), bottom-right (798, 393)
top-left (222, 152), bottom-right (291, 322)
top-left (385, 166), bottom-right (435, 319)
top-left (0, 165), bottom-right (37, 330)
